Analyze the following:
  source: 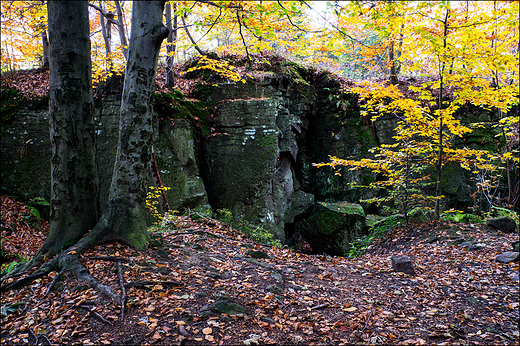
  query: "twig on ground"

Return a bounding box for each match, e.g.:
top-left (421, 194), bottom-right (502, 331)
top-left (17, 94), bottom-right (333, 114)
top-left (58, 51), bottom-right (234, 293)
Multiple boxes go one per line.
top-left (117, 261), bottom-right (126, 321)
top-left (29, 328), bottom-right (38, 344)
top-left (360, 306), bottom-right (375, 334)
top-left (76, 304), bottom-right (112, 325)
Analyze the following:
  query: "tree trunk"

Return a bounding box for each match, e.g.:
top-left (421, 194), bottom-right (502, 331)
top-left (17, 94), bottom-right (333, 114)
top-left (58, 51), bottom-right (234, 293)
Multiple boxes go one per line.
top-left (113, 0), bottom-right (129, 60)
top-left (43, 0), bottom-right (99, 257)
top-left (41, 29), bottom-right (49, 69)
top-left (164, 2), bottom-right (177, 89)
top-left (96, 0), bottom-right (169, 250)
top-left (389, 40), bottom-right (398, 85)
top-left (434, 8), bottom-right (450, 219)
top-left (99, 2), bottom-right (113, 69)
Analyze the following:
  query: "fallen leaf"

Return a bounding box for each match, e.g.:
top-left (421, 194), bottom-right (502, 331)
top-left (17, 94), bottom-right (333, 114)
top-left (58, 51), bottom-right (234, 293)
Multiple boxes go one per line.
top-left (144, 305), bottom-right (155, 312)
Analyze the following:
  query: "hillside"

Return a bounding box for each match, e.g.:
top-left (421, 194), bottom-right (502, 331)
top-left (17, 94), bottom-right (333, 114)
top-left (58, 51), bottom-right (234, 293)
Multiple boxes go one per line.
top-left (1, 193), bottom-right (518, 345)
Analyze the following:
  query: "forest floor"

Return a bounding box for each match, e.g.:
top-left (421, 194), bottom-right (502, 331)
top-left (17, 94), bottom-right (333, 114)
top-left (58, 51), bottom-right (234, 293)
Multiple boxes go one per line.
top-left (1, 193), bottom-right (519, 345)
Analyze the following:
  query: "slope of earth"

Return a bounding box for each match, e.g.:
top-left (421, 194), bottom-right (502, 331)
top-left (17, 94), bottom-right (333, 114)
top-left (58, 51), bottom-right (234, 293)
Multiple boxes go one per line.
top-left (1, 193), bottom-right (519, 345)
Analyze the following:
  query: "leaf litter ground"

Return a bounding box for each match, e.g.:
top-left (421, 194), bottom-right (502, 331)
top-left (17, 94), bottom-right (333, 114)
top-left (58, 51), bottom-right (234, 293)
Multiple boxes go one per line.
top-left (1, 193), bottom-right (519, 345)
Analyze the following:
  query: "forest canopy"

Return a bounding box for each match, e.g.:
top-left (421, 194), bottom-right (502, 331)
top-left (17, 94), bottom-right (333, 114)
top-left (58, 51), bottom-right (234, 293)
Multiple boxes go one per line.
top-left (1, 1), bottom-right (518, 83)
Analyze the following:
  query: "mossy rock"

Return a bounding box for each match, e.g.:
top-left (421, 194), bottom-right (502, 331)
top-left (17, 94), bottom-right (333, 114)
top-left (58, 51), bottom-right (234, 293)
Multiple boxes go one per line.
top-left (245, 250), bottom-right (271, 259)
top-left (210, 300), bottom-right (247, 315)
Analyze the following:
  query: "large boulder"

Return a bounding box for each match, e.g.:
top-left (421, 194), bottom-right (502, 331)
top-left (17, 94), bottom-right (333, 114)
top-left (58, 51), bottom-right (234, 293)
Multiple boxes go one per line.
top-left (298, 201), bottom-right (367, 255)
top-left (486, 216), bottom-right (518, 233)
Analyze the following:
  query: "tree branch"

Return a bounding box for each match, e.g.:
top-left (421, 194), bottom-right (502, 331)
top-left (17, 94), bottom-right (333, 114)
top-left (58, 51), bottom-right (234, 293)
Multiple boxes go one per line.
top-left (277, 1), bottom-right (308, 32)
top-left (236, 9), bottom-right (251, 64)
top-left (301, 0), bottom-right (368, 47)
top-left (88, 3), bottom-right (119, 26)
top-left (181, 15), bottom-right (206, 55)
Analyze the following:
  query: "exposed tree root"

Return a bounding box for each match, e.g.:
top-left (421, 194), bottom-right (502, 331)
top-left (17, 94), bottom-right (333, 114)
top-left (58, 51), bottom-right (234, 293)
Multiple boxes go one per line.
top-left (1, 225), bottom-right (122, 306)
top-left (2, 255), bottom-right (45, 280)
top-left (59, 253), bottom-right (121, 304)
top-left (74, 304), bottom-right (113, 325)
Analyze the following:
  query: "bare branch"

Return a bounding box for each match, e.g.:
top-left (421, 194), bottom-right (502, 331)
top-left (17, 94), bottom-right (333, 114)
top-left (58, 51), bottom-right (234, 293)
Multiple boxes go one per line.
top-left (88, 2), bottom-right (118, 25)
top-left (236, 9), bottom-right (251, 63)
top-left (301, 0), bottom-right (368, 47)
top-left (181, 15), bottom-right (207, 56)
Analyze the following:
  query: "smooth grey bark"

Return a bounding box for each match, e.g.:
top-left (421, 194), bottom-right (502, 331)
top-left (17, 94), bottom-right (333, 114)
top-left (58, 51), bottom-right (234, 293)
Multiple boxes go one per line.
top-left (43, 0), bottom-right (99, 256)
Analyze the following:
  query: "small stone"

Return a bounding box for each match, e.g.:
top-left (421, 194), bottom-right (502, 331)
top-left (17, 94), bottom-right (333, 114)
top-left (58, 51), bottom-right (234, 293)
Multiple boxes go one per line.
top-left (260, 316), bottom-right (276, 324)
top-left (200, 310), bottom-right (211, 319)
top-left (496, 252), bottom-right (519, 263)
top-left (270, 271), bottom-right (284, 282)
top-left (461, 241), bottom-right (485, 251)
top-left (245, 250), bottom-right (271, 259)
top-left (156, 248), bottom-right (169, 258)
top-left (486, 216), bottom-right (518, 233)
top-left (391, 255), bottom-right (415, 275)
top-left (220, 315), bottom-right (234, 323)
top-left (157, 266), bottom-right (170, 275)
top-left (468, 243), bottom-right (486, 251)
top-left (210, 300), bottom-right (247, 315)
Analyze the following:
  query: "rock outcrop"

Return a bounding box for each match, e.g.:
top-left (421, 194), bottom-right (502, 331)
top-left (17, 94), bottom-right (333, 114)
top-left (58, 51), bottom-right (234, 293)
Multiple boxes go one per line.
top-left (1, 58), bottom-right (512, 254)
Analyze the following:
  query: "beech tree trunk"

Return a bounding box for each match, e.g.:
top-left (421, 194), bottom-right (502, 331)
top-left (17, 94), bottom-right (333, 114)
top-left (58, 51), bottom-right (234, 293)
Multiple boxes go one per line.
top-left (41, 29), bottom-right (49, 69)
top-left (1, 0), bottom-right (169, 289)
top-left (164, 2), bottom-right (177, 89)
top-left (42, 0), bottom-right (99, 257)
top-left (93, 0), bottom-right (169, 250)
top-left (114, 0), bottom-right (129, 59)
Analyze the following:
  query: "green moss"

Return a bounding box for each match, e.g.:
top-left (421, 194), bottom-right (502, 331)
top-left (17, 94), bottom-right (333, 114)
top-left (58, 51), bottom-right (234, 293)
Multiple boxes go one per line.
top-left (319, 201), bottom-right (365, 216)
top-left (258, 132), bottom-right (278, 148)
top-left (154, 91), bottom-right (211, 136)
